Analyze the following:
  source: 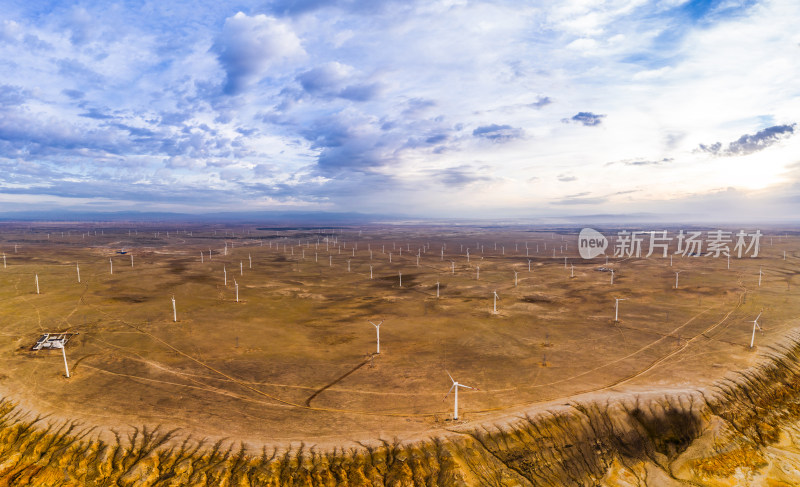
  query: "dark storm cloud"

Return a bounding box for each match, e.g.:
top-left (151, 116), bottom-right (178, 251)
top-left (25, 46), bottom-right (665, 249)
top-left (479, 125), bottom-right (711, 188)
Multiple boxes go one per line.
top-left (698, 124), bottom-right (796, 156)
top-left (472, 123), bottom-right (524, 141)
top-left (562, 111), bottom-right (606, 126)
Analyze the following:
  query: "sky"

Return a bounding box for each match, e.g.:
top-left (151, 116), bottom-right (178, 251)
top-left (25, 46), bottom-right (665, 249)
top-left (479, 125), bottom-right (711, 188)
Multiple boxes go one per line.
top-left (0, 0), bottom-right (799, 221)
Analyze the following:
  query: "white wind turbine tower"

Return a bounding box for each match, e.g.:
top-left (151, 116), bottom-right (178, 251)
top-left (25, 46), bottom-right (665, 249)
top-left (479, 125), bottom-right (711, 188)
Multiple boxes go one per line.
top-left (234, 279), bottom-right (239, 302)
top-left (369, 320), bottom-right (384, 354)
top-left (240, 261), bottom-right (243, 275)
top-left (35, 273), bottom-right (40, 294)
top-left (130, 254), bottom-right (133, 268)
top-left (451, 261), bottom-right (455, 274)
top-left (171, 295), bottom-right (177, 322)
top-left (224, 266), bottom-right (227, 286)
top-left (370, 265), bottom-right (373, 279)
top-left (109, 258), bottom-right (113, 275)
top-left (443, 372), bottom-right (478, 420)
top-left (674, 271), bottom-right (682, 289)
top-left (758, 267), bottom-right (762, 287)
top-left (436, 281), bottom-right (440, 298)
top-left (492, 290), bottom-right (499, 314)
top-left (476, 266), bottom-right (480, 280)
top-left (55, 341), bottom-right (70, 378)
top-left (749, 311), bottom-right (763, 348)
top-left (528, 259), bottom-right (532, 272)
top-left (399, 271), bottom-right (402, 287)
top-left (249, 253), bottom-right (252, 268)
top-left (614, 297), bottom-right (626, 322)
top-left (76, 263), bottom-right (80, 283)
top-left (610, 269), bottom-right (615, 285)
top-left (570, 263), bottom-right (574, 278)
top-left (514, 270), bottom-right (518, 286)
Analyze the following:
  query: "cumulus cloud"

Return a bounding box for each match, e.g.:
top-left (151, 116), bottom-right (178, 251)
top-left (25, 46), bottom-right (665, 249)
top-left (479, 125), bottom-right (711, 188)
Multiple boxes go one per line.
top-left (472, 124), bottom-right (524, 141)
top-left (562, 111), bottom-right (606, 126)
top-left (698, 124), bottom-right (796, 156)
top-left (214, 12), bottom-right (304, 95)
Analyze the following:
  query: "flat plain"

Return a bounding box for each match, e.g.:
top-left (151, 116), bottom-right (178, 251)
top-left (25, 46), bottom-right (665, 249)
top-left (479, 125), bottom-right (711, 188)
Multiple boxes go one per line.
top-left (0, 222), bottom-right (797, 451)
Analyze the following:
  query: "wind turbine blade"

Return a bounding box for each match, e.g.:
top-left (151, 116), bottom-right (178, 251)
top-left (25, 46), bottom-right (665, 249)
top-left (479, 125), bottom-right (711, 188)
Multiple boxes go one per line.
top-left (443, 384), bottom-right (455, 401)
top-left (458, 384), bottom-right (478, 391)
top-left (446, 370), bottom-right (454, 383)
top-left (754, 312), bottom-right (762, 322)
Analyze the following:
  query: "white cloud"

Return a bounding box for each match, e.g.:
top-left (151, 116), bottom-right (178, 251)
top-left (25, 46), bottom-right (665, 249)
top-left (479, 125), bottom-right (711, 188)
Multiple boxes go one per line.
top-left (214, 12), bottom-right (305, 95)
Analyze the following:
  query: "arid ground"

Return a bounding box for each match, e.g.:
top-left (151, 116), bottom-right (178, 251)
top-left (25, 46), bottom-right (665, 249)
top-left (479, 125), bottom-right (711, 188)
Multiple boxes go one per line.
top-left (0, 222), bottom-right (799, 485)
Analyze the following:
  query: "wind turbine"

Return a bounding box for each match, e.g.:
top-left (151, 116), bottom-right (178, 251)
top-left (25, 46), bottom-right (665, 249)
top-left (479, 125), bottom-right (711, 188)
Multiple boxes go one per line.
top-left (130, 254), bottom-right (133, 268)
top-left (55, 341), bottom-right (70, 378)
top-left (370, 265), bottom-right (373, 279)
top-left (610, 269), bottom-right (615, 285)
top-left (614, 297), bottom-right (626, 322)
top-left (436, 281), bottom-right (440, 298)
top-left (249, 253), bottom-right (252, 268)
top-left (369, 320), bottom-right (384, 354)
top-left (492, 290), bottom-right (499, 314)
top-left (570, 263), bottom-right (574, 278)
top-left (399, 271), bottom-right (402, 287)
top-left (528, 259), bottom-right (532, 272)
top-left (674, 271), bottom-right (682, 289)
top-left (235, 279), bottom-right (239, 302)
top-left (109, 258), bottom-right (113, 275)
top-left (76, 263), bottom-right (80, 283)
top-left (476, 266), bottom-right (480, 280)
top-left (514, 270), bottom-right (518, 286)
top-left (35, 273), bottom-right (39, 294)
top-left (749, 311), bottom-right (763, 348)
top-left (758, 267), bottom-right (762, 287)
top-left (443, 372), bottom-right (478, 420)
top-left (171, 295), bottom-right (177, 322)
